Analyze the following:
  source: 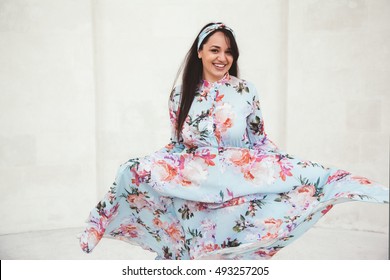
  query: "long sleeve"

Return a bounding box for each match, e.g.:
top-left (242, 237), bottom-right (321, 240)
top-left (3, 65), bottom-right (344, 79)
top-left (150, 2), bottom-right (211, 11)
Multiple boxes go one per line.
top-left (158, 86), bottom-right (185, 153)
top-left (246, 84), bottom-right (279, 152)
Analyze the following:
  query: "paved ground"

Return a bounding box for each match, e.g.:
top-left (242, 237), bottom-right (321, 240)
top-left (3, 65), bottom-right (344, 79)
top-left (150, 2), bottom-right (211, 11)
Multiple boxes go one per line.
top-left (0, 226), bottom-right (388, 260)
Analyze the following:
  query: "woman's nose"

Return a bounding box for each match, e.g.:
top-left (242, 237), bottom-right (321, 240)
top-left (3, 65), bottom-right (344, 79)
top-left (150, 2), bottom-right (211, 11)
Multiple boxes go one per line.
top-left (218, 52), bottom-right (227, 62)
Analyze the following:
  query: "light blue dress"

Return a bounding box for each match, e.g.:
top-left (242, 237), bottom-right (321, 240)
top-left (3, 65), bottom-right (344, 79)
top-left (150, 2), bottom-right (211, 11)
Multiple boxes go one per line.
top-left (79, 74), bottom-right (389, 259)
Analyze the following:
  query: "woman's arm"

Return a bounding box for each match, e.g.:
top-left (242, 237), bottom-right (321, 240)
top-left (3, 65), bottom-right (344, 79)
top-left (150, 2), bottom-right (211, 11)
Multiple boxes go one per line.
top-left (158, 86), bottom-right (185, 153)
top-left (246, 83), bottom-right (279, 152)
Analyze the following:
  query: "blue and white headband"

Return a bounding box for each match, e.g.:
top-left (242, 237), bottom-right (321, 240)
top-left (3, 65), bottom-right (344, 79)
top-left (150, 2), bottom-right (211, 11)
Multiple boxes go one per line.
top-left (197, 23), bottom-right (235, 51)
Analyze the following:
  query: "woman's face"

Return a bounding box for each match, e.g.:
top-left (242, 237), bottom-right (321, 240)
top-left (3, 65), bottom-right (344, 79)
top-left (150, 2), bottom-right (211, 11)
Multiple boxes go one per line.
top-left (198, 31), bottom-right (233, 82)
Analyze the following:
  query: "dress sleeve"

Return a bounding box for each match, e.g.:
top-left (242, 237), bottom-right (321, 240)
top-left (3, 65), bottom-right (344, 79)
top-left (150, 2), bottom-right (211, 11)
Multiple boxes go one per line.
top-left (159, 86), bottom-right (185, 153)
top-left (246, 84), bottom-right (279, 152)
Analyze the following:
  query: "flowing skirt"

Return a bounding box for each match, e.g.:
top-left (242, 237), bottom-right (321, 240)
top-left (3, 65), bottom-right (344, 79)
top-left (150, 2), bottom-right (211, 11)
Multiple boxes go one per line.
top-left (78, 146), bottom-right (389, 260)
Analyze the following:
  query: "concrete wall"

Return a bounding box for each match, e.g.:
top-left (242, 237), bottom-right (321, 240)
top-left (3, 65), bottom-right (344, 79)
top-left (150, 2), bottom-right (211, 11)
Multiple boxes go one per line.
top-left (286, 0), bottom-right (389, 231)
top-left (0, 0), bottom-right (388, 235)
top-left (0, 0), bottom-right (96, 234)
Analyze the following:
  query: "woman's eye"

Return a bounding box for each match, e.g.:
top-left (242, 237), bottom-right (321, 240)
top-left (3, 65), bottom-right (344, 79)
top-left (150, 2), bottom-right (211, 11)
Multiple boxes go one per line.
top-left (211, 49), bottom-right (218, 53)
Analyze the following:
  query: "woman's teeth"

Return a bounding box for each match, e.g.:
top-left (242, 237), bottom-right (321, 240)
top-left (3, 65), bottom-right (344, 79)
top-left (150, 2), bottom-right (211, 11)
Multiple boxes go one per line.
top-left (214, 64), bottom-right (225, 69)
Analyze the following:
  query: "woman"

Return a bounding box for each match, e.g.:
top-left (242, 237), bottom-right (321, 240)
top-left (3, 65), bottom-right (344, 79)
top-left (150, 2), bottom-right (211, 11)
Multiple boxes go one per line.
top-left (79, 22), bottom-right (388, 260)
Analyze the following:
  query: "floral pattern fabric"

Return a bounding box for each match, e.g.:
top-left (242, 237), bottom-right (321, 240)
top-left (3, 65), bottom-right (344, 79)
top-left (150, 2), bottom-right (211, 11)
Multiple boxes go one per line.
top-left (79, 74), bottom-right (388, 260)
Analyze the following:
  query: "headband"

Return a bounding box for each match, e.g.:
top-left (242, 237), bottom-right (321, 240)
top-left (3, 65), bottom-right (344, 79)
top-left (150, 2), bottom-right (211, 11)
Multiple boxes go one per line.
top-left (197, 23), bottom-right (235, 51)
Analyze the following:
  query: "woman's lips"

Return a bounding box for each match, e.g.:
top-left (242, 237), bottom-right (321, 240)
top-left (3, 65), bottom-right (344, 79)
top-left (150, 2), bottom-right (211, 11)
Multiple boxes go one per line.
top-left (213, 63), bottom-right (226, 70)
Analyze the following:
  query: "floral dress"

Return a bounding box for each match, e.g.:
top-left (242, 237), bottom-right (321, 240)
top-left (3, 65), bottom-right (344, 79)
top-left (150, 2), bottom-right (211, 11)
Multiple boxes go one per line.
top-left (79, 74), bottom-right (389, 260)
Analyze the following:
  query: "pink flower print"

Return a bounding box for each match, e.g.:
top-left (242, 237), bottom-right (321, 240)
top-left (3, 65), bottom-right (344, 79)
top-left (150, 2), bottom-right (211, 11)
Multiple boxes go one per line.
top-left (297, 185), bottom-right (316, 197)
top-left (215, 129), bottom-right (222, 146)
top-left (169, 109), bottom-right (177, 123)
top-left (228, 149), bottom-right (252, 167)
top-left (152, 160), bottom-right (178, 182)
top-left (326, 170), bottom-right (351, 184)
top-left (105, 192), bottom-right (115, 204)
top-left (126, 193), bottom-right (147, 210)
top-left (180, 157), bottom-right (208, 187)
top-left (179, 179), bottom-right (192, 187)
top-left (264, 218), bottom-right (283, 228)
top-left (131, 168), bottom-right (149, 187)
top-left (244, 157), bottom-right (278, 185)
top-left (247, 204), bottom-right (255, 213)
top-left (200, 218), bottom-right (217, 233)
top-left (214, 103), bottom-right (235, 133)
top-left (80, 241), bottom-right (89, 252)
top-left (288, 185), bottom-right (317, 212)
top-left (223, 196), bottom-right (246, 207)
top-left (165, 142), bottom-right (176, 150)
top-left (165, 223), bottom-right (183, 242)
top-left (195, 202), bottom-right (209, 211)
top-left (201, 242), bottom-right (221, 253)
top-left (213, 102), bottom-right (235, 145)
top-left (196, 149), bottom-right (217, 166)
top-left (321, 204), bottom-right (334, 215)
top-left (226, 188), bottom-right (234, 198)
top-left (97, 203), bottom-right (119, 223)
top-left (86, 227), bottom-right (104, 246)
top-left (334, 192), bottom-right (348, 199)
top-left (278, 158), bottom-right (293, 181)
top-left (351, 176), bottom-right (372, 185)
top-left (252, 98), bottom-right (260, 111)
top-left (119, 224), bottom-right (139, 238)
top-left (201, 88), bottom-right (209, 97)
top-left (215, 90), bottom-right (224, 102)
top-left (243, 170), bottom-right (255, 181)
top-left (181, 124), bottom-right (198, 149)
top-left (153, 217), bottom-right (168, 229)
top-left (261, 218), bottom-right (283, 241)
top-left (254, 247), bottom-right (280, 258)
top-left (130, 168), bottom-right (141, 186)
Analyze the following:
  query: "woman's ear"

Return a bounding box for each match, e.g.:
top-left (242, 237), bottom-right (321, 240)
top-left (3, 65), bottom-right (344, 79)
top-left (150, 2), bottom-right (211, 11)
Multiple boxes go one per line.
top-left (198, 50), bottom-right (202, 59)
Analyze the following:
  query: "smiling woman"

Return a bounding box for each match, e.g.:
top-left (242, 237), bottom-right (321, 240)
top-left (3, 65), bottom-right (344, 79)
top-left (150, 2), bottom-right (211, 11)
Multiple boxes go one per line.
top-left (78, 22), bottom-right (389, 260)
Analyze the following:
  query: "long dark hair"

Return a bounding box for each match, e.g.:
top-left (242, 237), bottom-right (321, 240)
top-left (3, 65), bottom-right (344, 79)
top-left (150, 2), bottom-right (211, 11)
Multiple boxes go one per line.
top-left (172, 22), bottom-right (240, 141)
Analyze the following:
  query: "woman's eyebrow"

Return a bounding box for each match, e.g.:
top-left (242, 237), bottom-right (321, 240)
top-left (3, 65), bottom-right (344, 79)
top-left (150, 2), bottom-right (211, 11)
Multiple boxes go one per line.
top-left (209, 45), bottom-right (232, 50)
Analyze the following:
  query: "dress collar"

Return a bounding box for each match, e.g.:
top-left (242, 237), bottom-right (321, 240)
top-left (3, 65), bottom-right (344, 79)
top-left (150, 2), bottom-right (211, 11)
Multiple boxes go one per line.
top-left (201, 72), bottom-right (231, 88)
